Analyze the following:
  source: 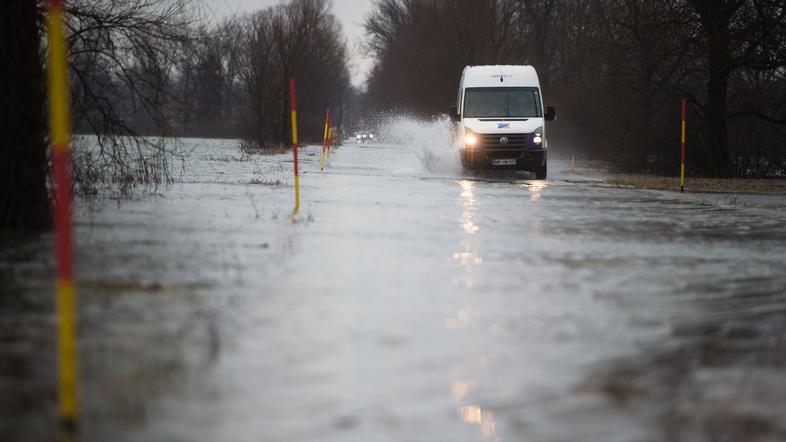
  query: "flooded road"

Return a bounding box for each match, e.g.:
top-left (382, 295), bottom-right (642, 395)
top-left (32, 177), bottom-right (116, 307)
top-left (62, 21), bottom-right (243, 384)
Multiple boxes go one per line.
top-left (3, 130), bottom-right (786, 441)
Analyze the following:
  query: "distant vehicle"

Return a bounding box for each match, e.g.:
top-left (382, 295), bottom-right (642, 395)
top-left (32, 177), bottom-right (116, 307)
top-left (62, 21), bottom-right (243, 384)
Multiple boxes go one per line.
top-left (355, 132), bottom-right (375, 144)
top-left (450, 65), bottom-right (556, 179)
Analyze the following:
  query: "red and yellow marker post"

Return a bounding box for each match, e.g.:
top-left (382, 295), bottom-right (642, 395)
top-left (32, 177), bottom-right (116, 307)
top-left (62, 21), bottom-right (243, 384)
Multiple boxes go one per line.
top-left (680, 98), bottom-right (686, 193)
top-left (326, 111), bottom-right (334, 162)
top-left (47, 0), bottom-right (78, 432)
top-left (290, 78), bottom-right (300, 214)
top-left (320, 108), bottom-right (331, 171)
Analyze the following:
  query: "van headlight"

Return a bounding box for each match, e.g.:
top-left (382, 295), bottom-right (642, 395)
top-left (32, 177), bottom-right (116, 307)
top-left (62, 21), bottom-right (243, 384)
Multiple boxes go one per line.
top-left (465, 128), bottom-right (478, 148)
top-left (533, 126), bottom-right (543, 145)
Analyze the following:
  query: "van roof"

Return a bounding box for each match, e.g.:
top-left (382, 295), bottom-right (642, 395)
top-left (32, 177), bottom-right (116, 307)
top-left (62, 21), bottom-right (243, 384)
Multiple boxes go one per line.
top-left (462, 65), bottom-right (540, 88)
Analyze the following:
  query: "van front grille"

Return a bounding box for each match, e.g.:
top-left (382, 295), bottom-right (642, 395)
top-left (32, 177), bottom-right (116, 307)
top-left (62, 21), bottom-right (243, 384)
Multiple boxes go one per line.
top-left (479, 133), bottom-right (528, 159)
top-left (479, 133), bottom-right (528, 147)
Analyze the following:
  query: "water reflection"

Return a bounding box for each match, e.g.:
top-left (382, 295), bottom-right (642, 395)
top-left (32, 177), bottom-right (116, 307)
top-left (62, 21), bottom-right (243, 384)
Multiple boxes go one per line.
top-left (454, 180), bottom-right (482, 289)
top-left (530, 186), bottom-right (542, 203)
top-left (521, 182), bottom-right (547, 236)
top-left (460, 181), bottom-right (480, 233)
top-left (520, 181), bottom-right (548, 203)
top-left (458, 405), bottom-right (499, 439)
top-left (451, 379), bottom-right (476, 400)
top-left (445, 306), bottom-right (475, 330)
top-left (451, 181), bottom-right (500, 440)
top-left (453, 245), bottom-right (483, 266)
top-left (450, 355), bottom-right (490, 376)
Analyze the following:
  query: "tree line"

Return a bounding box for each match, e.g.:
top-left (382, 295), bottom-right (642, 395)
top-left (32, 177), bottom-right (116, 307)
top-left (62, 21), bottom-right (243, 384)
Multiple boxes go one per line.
top-left (364, 0), bottom-right (786, 177)
top-left (69, 0), bottom-right (350, 147)
top-left (1, 0), bottom-right (349, 229)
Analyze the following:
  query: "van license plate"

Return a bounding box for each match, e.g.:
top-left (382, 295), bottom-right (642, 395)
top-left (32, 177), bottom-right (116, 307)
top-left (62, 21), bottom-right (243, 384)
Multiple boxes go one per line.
top-left (492, 159), bottom-right (516, 166)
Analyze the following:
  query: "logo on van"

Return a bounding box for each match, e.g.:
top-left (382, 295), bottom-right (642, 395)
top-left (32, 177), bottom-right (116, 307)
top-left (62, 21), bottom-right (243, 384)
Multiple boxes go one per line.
top-left (497, 123), bottom-right (510, 129)
top-left (499, 137), bottom-right (509, 144)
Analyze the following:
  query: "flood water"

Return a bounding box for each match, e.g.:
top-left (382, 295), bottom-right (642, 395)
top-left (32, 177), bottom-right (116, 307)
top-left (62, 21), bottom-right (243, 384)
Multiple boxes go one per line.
top-left (2, 122), bottom-right (786, 441)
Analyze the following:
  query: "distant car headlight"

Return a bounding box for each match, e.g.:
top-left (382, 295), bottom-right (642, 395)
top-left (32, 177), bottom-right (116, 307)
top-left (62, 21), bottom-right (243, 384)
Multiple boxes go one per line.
top-left (465, 129), bottom-right (477, 147)
top-left (533, 126), bottom-right (543, 145)
top-left (369, 134), bottom-right (374, 139)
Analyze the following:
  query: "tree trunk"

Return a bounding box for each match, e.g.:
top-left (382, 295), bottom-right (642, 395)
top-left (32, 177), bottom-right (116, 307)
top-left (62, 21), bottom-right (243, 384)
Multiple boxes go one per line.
top-left (691, 0), bottom-right (734, 177)
top-left (706, 61), bottom-right (730, 177)
top-left (0, 2), bottom-right (50, 230)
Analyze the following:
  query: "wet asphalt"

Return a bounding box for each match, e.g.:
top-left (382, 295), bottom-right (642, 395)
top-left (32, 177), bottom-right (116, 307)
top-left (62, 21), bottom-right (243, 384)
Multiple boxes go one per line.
top-left (2, 135), bottom-right (786, 442)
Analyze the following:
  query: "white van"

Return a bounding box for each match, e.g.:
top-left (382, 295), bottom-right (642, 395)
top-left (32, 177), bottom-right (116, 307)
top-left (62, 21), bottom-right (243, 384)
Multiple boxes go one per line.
top-left (450, 65), bottom-right (556, 178)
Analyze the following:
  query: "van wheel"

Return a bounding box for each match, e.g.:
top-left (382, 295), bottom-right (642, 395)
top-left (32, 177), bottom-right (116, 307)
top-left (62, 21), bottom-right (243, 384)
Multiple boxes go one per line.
top-left (535, 161), bottom-right (547, 179)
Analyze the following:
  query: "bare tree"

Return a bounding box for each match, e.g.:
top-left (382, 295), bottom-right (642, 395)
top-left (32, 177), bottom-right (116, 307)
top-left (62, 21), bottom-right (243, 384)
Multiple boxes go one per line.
top-left (237, 0), bottom-right (350, 149)
top-left (687, 0), bottom-right (786, 176)
top-left (365, 0), bottom-right (521, 116)
top-left (65, 0), bottom-right (196, 191)
top-left (364, 0), bottom-right (786, 177)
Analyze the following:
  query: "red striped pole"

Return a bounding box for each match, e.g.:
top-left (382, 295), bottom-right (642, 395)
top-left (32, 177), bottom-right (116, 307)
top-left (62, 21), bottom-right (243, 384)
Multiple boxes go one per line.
top-left (680, 98), bottom-right (686, 192)
top-left (47, 0), bottom-right (78, 431)
top-left (290, 78), bottom-right (300, 213)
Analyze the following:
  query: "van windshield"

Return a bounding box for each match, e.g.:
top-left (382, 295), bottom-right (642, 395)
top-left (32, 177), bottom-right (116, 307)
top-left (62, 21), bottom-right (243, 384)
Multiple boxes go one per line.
top-left (463, 87), bottom-right (541, 118)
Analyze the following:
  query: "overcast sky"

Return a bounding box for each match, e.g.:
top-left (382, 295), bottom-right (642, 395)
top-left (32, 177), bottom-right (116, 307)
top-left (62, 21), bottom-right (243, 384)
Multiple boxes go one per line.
top-left (204, 0), bottom-right (375, 88)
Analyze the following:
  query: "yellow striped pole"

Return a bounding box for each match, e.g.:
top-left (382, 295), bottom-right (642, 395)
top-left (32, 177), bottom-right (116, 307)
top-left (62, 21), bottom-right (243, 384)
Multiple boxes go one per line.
top-left (681, 98), bottom-right (686, 192)
top-left (47, 0), bottom-right (78, 433)
top-left (290, 78), bottom-right (300, 214)
top-left (320, 108), bottom-right (329, 171)
top-left (326, 127), bottom-right (332, 162)
top-left (326, 111), bottom-right (334, 162)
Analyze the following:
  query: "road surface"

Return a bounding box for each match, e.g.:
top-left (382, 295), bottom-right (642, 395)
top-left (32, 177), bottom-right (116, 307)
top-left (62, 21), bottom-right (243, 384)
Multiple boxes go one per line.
top-left (3, 126), bottom-right (786, 442)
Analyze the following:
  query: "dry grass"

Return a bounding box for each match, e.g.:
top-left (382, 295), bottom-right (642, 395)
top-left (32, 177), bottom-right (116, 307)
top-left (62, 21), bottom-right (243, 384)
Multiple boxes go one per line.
top-left (572, 164), bottom-right (786, 194)
top-left (238, 141), bottom-right (291, 156)
top-left (249, 178), bottom-right (283, 186)
top-left (604, 174), bottom-right (786, 194)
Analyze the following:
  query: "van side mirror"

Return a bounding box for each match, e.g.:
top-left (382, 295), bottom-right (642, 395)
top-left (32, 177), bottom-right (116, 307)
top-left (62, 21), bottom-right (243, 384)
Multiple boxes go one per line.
top-left (449, 106), bottom-right (460, 122)
top-left (545, 106), bottom-right (557, 122)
